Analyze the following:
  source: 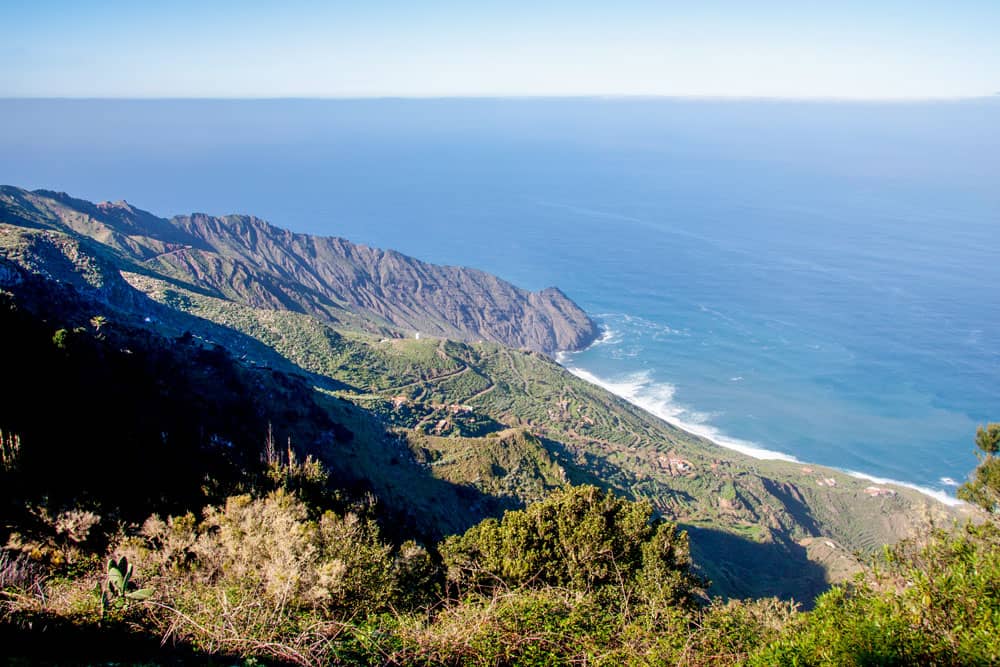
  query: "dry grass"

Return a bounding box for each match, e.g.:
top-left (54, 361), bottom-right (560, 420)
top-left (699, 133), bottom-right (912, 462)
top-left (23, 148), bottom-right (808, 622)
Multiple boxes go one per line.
top-left (0, 549), bottom-right (47, 608)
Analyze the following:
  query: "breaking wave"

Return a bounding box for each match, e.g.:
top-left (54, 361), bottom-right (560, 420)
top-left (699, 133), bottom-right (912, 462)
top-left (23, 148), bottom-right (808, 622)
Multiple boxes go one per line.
top-left (556, 352), bottom-right (963, 507)
top-left (558, 362), bottom-right (798, 462)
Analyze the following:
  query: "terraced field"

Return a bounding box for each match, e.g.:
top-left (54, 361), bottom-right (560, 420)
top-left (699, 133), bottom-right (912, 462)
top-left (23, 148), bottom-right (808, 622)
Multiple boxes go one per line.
top-left (118, 270), bottom-right (969, 599)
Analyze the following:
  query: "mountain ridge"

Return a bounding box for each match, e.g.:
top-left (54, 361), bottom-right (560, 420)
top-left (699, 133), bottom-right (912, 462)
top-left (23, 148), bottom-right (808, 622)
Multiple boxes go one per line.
top-left (0, 185), bottom-right (599, 356)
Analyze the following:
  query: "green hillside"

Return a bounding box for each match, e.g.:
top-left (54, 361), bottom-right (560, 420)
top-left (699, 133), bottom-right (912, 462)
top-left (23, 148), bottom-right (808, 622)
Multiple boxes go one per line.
top-left (0, 189), bottom-right (970, 600)
top-left (0, 185), bottom-right (992, 665)
top-left (123, 269), bottom-right (963, 597)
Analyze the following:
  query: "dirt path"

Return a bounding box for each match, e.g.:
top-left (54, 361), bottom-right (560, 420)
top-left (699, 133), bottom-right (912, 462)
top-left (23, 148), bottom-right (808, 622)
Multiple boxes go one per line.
top-left (142, 246), bottom-right (193, 263)
top-left (381, 364), bottom-right (470, 393)
top-left (465, 381), bottom-right (496, 403)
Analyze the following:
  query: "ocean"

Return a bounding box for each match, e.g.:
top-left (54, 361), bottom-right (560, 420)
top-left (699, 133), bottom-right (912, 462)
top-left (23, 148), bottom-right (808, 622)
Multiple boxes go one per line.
top-left (1, 97), bottom-right (997, 501)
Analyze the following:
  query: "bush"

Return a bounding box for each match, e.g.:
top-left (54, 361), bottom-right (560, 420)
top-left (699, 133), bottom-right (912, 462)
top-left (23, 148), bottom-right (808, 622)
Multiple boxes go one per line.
top-left (116, 490), bottom-right (435, 665)
top-left (385, 587), bottom-right (620, 666)
top-left (439, 485), bottom-right (703, 609)
top-left (751, 522), bottom-right (1000, 666)
top-left (377, 589), bottom-right (793, 666)
top-left (3, 485), bottom-right (792, 666)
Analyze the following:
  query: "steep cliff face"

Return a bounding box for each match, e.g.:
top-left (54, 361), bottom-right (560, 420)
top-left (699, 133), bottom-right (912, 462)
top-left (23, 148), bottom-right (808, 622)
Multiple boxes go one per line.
top-left (166, 212), bottom-right (598, 354)
top-left (0, 187), bottom-right (598, 355)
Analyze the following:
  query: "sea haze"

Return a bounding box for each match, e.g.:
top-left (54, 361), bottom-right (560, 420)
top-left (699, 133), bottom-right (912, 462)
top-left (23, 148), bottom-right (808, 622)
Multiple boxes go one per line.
top-left (1, 97), bottom-right (997, 498)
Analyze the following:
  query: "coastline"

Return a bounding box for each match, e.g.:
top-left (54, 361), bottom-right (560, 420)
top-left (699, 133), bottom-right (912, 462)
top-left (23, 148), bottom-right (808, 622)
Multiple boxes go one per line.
top-left (557, 338), bottom-right (965, 508)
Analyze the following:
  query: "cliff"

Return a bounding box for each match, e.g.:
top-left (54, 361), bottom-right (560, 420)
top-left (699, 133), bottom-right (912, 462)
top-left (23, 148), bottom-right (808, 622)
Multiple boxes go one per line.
top-left (0, 186), bottom-right (598, 355)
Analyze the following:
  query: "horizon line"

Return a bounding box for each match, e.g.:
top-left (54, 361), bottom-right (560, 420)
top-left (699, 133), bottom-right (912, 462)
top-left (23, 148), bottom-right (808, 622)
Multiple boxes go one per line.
top-left (1, 93), bottom-right (998, 104)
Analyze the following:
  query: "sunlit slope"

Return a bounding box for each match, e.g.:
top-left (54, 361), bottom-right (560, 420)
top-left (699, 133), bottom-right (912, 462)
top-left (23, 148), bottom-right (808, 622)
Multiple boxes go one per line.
top-left (124, 269), bottom-right (965, 596)
top-left (0, 188), bottom-right (972, 601)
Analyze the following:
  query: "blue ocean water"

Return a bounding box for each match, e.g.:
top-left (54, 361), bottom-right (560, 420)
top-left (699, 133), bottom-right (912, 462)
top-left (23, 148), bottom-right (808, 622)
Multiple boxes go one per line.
top-left (1, 98), bottom-right (997, 500)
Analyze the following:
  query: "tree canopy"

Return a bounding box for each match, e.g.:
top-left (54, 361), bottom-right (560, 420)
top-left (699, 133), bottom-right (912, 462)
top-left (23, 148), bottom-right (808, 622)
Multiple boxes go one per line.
top-left (958, 422), bottom-right (1000, 512)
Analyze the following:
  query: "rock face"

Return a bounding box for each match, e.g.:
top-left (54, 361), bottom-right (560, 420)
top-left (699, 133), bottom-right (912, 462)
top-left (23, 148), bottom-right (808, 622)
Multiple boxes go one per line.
top-left (0, 186), bottom-right (598, 355)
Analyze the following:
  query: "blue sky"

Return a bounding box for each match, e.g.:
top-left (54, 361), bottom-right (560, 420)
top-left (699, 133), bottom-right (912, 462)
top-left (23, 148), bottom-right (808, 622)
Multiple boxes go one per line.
top-left (3, 1), bottom-right (998, 98)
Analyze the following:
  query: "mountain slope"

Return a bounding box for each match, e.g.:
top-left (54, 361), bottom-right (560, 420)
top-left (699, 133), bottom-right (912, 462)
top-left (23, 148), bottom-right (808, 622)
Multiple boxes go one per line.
top-left (0, 186), bottom-right (974, 603)
top-left (0, 186), bottom-right (598, 355)
top-left (136, 270), bottom-right (959, 599)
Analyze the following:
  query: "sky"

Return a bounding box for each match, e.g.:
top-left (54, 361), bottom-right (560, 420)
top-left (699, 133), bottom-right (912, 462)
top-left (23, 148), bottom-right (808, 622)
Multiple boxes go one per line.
top-left (2, 1), bottom-right (999, 99)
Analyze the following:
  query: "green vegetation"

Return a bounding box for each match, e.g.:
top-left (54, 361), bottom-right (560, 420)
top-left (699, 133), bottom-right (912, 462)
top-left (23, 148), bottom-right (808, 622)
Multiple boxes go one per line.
top-left (958, 423), bottom-right (1000, 512)
top-left (4, 462), bottom-right (998, 665)
top-left (2, 186), bottom-right (995, 664)
top-left (0, 191), bottom-right (966, 603)
top-left (124, 270), bottom-right (961, 600)
top-left (0, 278), bottom-right (997, 665)
top-left (752, 522), bottom-right (1000, 666)
top-left (440, 485), bottom-right (702, 606)
top-left (101, 555), bottom-right (153, 616)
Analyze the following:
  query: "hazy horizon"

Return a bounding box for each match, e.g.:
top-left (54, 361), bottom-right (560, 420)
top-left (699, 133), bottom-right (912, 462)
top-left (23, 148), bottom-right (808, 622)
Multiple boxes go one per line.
top-left (3, 94), bottom-right (998, 102)
top-left (4, 2), bottom-right (999, 99)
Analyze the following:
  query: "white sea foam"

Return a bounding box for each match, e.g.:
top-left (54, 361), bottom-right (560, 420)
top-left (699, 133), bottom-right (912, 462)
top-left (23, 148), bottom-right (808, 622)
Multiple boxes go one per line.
top-left (589, 326), bottom-right (622, 348)
top-left (556, 353), bottom-right (963, 507)
top-left (845, 470), bottom-right (964, 507)
top-left (940, 477), bottom-right (959, 487)
top-left (561, 364), bottom-right (799, 462)
top-left (592, 312), bottom-right (688, 338)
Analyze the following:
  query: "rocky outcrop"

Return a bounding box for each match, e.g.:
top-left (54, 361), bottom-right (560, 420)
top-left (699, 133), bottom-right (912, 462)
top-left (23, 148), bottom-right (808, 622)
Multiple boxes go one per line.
top-left (0, 186), bottom-right (598, 355)
top-left (165, 212), bottom-right (599, 354)
top-left (0, 227), bottom-right (137, 306)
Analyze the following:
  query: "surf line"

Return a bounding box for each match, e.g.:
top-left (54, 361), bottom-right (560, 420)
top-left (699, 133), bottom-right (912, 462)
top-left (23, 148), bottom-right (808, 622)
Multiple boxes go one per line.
top-left (555, 350), bottom-right (964, 508)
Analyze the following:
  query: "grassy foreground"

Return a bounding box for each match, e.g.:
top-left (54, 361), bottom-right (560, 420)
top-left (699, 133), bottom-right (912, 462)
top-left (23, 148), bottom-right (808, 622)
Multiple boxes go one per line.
top-left (3, 473), bottom-right (999, 666)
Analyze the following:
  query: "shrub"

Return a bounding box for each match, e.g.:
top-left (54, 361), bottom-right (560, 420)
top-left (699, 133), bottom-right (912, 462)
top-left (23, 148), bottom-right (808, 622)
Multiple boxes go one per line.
top-left (126, 490), bottom-right (399, 615)
top-left (54, 509), bottom-right (102, 545)
top-left (382, 587), bottom-right (622, 666)
top-left (4, 504), bottom-right (103, 569)
top-left (751, 522), bottom-right (1000, 666)
top-left (439, 485), bottom-right (703, 608)
top-left (376, 588), bottom-right (793, 666)
top-left (114, 489), bottom-right (435, 665)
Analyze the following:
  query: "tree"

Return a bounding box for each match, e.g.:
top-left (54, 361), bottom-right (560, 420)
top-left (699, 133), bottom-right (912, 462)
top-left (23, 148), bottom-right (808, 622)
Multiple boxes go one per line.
top-left (976, 423), bottom-right (1000, 455)
top-left (958, 422), bottom-right (1000, 512)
